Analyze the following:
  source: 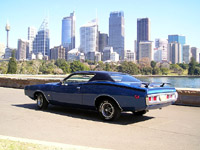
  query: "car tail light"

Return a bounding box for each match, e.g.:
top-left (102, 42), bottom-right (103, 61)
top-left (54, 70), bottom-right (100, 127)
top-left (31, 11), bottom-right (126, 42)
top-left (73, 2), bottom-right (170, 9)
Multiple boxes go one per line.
top-left (149, 97), bottom-right (151, 101)
top-left (153, 96), bottom-right (157, 101)
top-left (135, 95), bottom-right (140, 99)
top-left (167, 95), bottom-right (169, 99)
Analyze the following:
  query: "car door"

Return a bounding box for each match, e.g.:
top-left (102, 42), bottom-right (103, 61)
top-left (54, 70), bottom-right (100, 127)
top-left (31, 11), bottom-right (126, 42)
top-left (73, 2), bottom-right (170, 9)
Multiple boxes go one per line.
top-left (51, 73), bottom-right (94, 105)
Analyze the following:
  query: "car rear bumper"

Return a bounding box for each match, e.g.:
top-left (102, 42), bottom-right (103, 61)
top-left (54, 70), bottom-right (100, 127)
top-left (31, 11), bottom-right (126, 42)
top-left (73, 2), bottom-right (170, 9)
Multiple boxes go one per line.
top-left (146, 101), bottom-right (175, 110)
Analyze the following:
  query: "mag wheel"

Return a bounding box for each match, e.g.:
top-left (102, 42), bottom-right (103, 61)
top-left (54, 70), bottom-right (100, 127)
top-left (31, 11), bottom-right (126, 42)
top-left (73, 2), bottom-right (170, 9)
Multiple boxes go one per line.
top-left (98, 100), bottom-right (121, 121)
top-left (36, 93), bottom-right (48, 110)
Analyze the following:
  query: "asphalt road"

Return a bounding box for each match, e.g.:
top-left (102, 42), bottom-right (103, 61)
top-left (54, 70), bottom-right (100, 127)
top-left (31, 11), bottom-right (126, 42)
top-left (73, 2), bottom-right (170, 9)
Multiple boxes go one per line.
top-left (0, 87), bottom-right (200, 150)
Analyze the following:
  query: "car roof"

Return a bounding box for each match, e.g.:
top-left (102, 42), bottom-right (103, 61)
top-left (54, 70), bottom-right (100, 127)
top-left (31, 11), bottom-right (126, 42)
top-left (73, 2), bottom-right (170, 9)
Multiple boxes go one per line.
top-left (72, 71), bottom-right (126, 82)
top-left (73, 71), bottom-right (125, 75)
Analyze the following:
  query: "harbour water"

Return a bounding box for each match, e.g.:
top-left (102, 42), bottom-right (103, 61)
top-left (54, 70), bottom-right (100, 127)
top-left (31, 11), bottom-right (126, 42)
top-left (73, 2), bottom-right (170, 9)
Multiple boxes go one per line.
top-left (136, 76), bottom-right (200, 89)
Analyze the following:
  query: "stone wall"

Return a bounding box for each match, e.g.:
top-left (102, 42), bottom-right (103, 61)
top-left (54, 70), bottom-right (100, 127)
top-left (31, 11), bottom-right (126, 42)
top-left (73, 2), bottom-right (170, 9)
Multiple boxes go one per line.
top-left (175, 88), bottom-right (200, 106)
top-left (0, 77), bottom-right (60, 89)
top-left (0, 76), bottom-right (199, 106)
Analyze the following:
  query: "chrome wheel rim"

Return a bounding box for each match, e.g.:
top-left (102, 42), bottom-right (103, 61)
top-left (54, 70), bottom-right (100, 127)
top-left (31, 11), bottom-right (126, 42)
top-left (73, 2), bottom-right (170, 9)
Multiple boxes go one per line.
top-left (100, 102), bottom-right (114, 119)
top-left (37, 95), bottom-right (43, 107)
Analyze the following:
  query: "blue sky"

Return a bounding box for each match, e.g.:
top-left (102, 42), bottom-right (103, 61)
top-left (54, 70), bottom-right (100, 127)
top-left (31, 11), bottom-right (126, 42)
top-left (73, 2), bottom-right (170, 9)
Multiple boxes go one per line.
top-left (0, 0), bottom-right (200, 50)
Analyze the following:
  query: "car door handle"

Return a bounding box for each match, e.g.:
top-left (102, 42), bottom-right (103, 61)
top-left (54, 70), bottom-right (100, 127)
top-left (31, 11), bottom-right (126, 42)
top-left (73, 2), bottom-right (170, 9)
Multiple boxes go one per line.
top-left (77, 87), bottom-right (81, 90)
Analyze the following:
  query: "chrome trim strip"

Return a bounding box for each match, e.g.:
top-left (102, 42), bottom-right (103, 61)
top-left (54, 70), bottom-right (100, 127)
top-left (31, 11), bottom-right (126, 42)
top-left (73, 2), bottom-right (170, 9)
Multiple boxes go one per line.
top-left (146, 92), bottom-right (178, 106)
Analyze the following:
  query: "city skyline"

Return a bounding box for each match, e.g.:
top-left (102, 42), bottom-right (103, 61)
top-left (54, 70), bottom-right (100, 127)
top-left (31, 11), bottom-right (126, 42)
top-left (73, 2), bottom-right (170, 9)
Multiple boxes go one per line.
top-left (0, 0), bottom-right (200, 51)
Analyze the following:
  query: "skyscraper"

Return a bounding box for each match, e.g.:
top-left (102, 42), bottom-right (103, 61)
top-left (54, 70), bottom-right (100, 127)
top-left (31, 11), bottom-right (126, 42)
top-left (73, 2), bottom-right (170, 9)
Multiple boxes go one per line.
top-left (109, 11), bottom-right (125, 60)
top-left (191, 47), bottom-right (200, 62)
top-left (0, 43), bottom-right (5, 58)
top-left (137, 18), bottom-right (150, 61)
top-left (182, 45), bottom-right (191, 64)
top-left (168, 42), bottom-right (182, 64)
top-left (28, 26), bottom-right (37, 58)
top-left (155, 38), bottom-right (168, 61)
top-left (168, 35), bottom-right (185, 45)
top-left (62, 12), bottom-right (75, 56)
top-left (99, 32), bottom-right (108, 53)
top-left (80, 19), bottom-right (98, 60)
top-left (168, 35), bottom-right (185, 63)
top-left (139, 41), bottom-right (152, 61)
top-left (17, 39), bottom-right (29, 60)
top-left (50, 46), bottom-right (65, 60)
top-left (33, 18), bottom-right (50, 58)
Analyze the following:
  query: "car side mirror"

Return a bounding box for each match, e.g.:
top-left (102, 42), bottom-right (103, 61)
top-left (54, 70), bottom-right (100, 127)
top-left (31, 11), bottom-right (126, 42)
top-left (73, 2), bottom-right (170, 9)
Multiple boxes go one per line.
top-left (60, 80), bottom-right (64, 85)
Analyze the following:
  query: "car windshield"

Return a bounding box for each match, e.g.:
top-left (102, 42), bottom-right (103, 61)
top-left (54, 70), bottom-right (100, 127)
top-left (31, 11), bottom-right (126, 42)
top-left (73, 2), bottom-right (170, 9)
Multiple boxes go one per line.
top-left (110, 73), bottom-right (141, 82)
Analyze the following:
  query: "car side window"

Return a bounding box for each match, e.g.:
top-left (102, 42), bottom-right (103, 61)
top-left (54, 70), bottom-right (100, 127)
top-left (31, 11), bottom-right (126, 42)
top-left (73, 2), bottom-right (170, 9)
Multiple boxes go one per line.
top-left (64, 74), bottom-right (95, 83)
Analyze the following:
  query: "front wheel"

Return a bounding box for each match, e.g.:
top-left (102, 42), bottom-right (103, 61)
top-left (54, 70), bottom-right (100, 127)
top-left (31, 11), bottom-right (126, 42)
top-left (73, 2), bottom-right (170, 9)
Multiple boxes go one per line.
top-left (98, 100), bottom-right (121, 121)
top-left (36, 93), bottom-right (48, 110)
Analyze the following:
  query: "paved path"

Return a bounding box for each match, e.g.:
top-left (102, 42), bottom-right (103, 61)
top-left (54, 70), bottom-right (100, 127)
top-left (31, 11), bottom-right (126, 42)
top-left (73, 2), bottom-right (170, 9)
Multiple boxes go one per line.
top-left (0, 87), bottom-right (200, 150)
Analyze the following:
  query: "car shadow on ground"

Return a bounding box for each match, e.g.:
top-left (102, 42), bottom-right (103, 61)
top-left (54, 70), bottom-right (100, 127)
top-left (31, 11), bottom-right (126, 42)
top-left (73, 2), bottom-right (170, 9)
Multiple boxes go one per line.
top-left (12, 103), bottom-right (154, 125)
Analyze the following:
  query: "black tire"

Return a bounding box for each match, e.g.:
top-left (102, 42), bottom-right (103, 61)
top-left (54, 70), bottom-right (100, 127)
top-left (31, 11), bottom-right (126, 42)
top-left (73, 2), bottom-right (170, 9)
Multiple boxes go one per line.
top-left (36, 93), bottom-right (48, 110)
top-left (98, 100), bottom-right (121, 121)
top-left (133, 110), bottom-right (147, 116)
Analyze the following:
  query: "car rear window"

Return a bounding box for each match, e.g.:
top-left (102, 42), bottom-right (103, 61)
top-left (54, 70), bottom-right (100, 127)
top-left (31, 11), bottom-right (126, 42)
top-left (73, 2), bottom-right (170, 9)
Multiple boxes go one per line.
top-left (110, 74), bottom-right (141, 82)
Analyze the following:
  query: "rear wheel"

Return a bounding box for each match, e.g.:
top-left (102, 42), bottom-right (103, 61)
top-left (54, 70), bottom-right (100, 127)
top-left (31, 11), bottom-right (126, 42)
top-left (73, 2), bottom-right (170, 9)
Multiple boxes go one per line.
top-left (133, 110), bottom-right (147, 116)
top-left (36, 93), bottom-right (48, 110)
top-left (98, 100), bottom-right (121, 121)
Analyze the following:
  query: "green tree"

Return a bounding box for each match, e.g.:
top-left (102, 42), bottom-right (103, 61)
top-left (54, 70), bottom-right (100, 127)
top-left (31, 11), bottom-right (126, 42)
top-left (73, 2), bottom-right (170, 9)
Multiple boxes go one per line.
top-left (188, 57), bottom-right (196, 75)
top-left (170, 64), bottom-right (183, 75)
top-left (55, 59), bottom-right (70, 73)
top-left (7, 50), bottom-right (17, 74)
top-left (70, 61), bottom-right (89, 72)
top-left (117, 61), bottom-right (139, 75)
top-left (151, 61), bottom-right (157, 68)
top-left (141, 67), bottom-right (152, 75)
top-left (194, 67), bottom-right (200, 75)
top-left (105, 63), bottom-right (111, 71)
top-left (152, 67), bottom-right (160, 75)
top-left (160, 67), bottom-right (169, 75)
top-left (178, 63), bottom-right (188, 70)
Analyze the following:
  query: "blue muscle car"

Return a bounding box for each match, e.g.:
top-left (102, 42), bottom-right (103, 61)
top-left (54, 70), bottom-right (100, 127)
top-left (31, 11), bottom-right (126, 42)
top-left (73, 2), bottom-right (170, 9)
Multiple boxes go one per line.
top-left (24, 71), bottom-right (178, 121)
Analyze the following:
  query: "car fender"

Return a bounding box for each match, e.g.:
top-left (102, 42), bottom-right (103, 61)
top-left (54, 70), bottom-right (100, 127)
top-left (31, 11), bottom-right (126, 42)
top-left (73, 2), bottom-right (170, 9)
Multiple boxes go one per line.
top-left (94, 94), bottom-right (123, 111)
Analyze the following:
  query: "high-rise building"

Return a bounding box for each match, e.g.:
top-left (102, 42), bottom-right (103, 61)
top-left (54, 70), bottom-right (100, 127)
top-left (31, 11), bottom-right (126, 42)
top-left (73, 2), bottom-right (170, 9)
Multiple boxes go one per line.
top-left (168, 35), bottom-right (185, 45)
top-left (33, 18), bottom-right (50, 58)
top-left (28, 26), bottom-right (37, 58)
top-left (109, 11), bottom-right (125, 60)
top-left (102, 47), bottom-right (113, 61)
top-left (99, 32), bottom-right (108, 53)
top-left (139, 41), bottom-right (152, 62)
top-left (125, 50), bottom-right (135, 62)
top-left (80, 19), bottom-right (98, 60)
top-left (154, 49), bottom-right (162, 62)
top-left (0, 43), bottom-right (5, 58)
top-left (191, 47), bottom-right (200, 62)
top-left (168, 35), bottom-right (185, 63)
top-left (168, 42), bottom-right (182, 64)
top-left (137, 18), bottom-right (150, 61)
top-left (110, 52), bottom-right (119, 62)
top-left (50, 46), bottom-right (65, 60)
top-left (62, 12), bottom-right (75, 59)
top-left (155, 38), bottom-right (168, 61)
top-left (17, 39), bottom-right (29, 60)
top-left (182, 45), bottom-right (191, 64)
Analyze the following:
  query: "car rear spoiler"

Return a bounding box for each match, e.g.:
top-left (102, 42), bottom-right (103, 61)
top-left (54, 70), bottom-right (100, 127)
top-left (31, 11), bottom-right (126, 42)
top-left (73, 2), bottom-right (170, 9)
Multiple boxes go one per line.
top-left (141, 82), bottom-right (171, 88)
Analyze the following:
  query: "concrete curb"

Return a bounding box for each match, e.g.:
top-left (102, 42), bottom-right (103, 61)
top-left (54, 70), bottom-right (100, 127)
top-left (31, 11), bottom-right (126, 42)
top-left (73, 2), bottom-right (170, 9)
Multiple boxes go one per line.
top-left (0, 135), bottom-right (109, 150)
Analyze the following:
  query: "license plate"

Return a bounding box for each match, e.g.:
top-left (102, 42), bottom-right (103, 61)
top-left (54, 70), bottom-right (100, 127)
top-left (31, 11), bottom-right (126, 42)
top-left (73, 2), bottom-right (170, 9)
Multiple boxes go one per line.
top-left (160, 95), bottom-right (167, 101)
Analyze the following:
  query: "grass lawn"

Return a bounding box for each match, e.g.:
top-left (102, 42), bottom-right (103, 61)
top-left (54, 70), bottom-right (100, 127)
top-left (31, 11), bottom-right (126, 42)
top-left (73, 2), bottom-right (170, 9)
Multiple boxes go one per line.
top-left (0, 139), bottom-right (69, 150)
